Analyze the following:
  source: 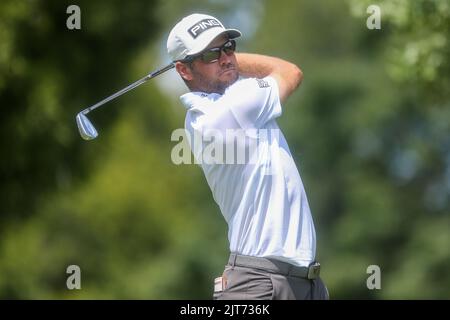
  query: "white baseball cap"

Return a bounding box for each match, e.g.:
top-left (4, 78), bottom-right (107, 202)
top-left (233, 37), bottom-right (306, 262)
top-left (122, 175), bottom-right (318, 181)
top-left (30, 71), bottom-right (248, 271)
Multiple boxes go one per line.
top-left (167, 13), bottom-right (241, 62)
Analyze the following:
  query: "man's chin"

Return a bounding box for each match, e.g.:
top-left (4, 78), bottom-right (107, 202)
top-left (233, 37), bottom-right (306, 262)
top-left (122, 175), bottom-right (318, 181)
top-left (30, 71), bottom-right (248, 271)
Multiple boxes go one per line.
top-left (205, 71), bottom-right (239, 94)
top-left (221, 70), bottom-right (239, 85)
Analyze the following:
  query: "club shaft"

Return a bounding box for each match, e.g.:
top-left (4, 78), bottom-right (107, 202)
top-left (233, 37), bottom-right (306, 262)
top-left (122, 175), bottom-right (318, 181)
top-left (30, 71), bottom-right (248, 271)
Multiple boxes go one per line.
top-left (82, 63), bottom-right (174, 115)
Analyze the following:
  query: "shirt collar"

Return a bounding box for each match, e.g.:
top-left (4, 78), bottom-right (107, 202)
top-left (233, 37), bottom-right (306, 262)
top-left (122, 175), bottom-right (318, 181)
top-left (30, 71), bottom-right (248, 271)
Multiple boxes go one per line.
top-left (180, 91), bottom-right (221, 110)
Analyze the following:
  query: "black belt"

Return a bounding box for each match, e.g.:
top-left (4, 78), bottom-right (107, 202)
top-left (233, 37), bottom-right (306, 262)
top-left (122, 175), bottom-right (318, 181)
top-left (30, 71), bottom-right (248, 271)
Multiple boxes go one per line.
top-left (228, 253), bottom-right (321, 280)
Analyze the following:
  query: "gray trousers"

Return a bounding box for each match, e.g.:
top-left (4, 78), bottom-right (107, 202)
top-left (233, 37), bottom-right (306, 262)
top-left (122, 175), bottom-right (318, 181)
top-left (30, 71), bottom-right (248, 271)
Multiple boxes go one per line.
top-left (213, 254), bottom-right (329, 300)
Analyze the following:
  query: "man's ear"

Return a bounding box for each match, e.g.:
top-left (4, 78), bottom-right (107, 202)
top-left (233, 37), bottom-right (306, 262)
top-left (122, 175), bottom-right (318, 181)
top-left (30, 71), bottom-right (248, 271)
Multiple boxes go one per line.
top-left (175, 61), bottom-right (193, 81)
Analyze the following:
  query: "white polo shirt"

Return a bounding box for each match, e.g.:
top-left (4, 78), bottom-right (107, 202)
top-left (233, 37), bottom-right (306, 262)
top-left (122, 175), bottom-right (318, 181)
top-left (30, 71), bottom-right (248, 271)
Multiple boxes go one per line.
top-left (180, 76), bottom-right (316, 267)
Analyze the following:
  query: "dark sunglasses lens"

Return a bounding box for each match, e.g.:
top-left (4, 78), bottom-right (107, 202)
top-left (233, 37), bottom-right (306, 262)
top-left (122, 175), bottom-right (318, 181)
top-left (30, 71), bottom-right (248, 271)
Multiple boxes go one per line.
top-left (201, 50), bottom-right (221, 63)
top-left (200, 40), bottom-right (236, 63)
top-left (223, 42), bottom-right (235, 54)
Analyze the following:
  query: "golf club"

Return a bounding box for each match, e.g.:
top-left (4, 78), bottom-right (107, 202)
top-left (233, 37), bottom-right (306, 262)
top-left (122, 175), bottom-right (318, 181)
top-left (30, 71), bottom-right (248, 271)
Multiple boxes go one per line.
top-left (76, 63), bottom-right (175, 140)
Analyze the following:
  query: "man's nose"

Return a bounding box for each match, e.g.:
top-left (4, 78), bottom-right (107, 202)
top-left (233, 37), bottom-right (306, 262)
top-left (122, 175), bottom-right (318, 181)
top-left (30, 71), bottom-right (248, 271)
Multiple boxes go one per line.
top-left (219, 49), bottom-right (233, 66)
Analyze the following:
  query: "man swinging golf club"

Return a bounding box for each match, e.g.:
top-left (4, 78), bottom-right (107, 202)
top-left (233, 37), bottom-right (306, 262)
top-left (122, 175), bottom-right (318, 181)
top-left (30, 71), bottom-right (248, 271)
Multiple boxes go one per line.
top-left (168, 13), bottom-right (329, 300)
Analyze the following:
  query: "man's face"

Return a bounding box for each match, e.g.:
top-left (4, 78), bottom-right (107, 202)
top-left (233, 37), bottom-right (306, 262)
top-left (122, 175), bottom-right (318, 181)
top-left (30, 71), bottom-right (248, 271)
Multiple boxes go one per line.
top-left (178, 35), bottom-right (239, 94)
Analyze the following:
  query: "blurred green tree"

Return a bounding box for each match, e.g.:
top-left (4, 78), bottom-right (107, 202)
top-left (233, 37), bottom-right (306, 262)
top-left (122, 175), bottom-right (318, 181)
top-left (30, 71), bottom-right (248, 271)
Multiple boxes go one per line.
top-left (251, 0), bottom-right (449, 298)
top-left (0, 0), bottom-right (162, 224)
top-left (0, 0), bottom-right (177, 298)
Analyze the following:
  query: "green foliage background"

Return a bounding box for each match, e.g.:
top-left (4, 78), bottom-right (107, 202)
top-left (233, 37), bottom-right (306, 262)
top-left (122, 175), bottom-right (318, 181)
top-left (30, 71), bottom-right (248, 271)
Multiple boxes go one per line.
top-left (0, 0), bottom-right (448, 299)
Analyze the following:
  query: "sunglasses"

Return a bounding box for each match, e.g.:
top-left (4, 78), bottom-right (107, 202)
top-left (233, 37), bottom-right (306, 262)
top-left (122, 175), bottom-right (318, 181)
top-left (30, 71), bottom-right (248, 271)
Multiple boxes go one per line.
top-left (184, 40), bottom-right (236, 64)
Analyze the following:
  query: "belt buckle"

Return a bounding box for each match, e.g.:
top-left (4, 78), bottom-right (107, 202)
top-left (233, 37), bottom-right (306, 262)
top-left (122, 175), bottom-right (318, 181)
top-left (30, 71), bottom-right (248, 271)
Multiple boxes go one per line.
top-left (307, 262), bottom-right (320, 279)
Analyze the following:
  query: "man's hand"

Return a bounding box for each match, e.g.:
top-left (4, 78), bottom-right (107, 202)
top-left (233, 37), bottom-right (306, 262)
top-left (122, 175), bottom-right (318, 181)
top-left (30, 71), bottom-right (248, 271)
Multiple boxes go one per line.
top-left (236, 53), bottom-right (303, 104)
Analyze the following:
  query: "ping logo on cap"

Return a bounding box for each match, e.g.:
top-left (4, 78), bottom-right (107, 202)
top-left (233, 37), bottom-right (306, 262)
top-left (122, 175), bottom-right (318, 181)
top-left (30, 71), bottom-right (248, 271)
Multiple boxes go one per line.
top-left (188, 18), bottom-right (222, 39)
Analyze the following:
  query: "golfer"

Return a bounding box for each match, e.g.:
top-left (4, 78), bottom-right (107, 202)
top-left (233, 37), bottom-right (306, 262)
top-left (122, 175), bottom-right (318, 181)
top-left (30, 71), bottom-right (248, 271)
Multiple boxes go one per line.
top-left (167, 13), bottom-right (329, 300)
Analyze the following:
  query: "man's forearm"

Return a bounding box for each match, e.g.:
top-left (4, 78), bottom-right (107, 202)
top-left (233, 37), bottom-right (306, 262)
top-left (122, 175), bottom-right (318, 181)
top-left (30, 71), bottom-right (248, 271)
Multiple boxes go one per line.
top-left (236, 53), bottom-right (282, 78)
top-left (236, 53), bottom-right (303, 103)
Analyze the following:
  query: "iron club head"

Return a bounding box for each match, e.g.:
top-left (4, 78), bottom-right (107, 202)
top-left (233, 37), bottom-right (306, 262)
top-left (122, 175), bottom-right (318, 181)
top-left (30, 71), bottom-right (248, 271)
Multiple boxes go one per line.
top-left (76, 112), bottom-right (98, 140)
top-left (76, 63), bottom-right (174, 141)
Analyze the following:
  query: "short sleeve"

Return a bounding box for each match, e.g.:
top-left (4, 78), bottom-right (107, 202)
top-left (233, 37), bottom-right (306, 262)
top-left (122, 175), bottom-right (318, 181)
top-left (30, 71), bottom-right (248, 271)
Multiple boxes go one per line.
top-left (219, 76), bottom-right (282, 129)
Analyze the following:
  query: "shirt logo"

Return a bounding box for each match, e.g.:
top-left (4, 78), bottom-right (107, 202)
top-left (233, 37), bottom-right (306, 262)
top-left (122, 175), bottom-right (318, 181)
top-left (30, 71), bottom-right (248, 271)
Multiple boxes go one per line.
top-left (256, 79), bottom-right (270, 88)
top-left (188, 18), bottom-right (222, 39)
